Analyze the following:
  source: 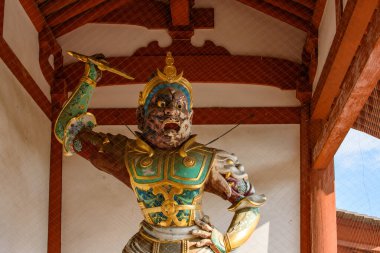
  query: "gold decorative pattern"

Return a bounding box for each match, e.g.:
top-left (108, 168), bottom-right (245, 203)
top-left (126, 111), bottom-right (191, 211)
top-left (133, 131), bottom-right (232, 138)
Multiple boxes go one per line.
top-left (138, 52), bottom-right (193, 108)
top-left (169, 152), bottom-right (209, 182)
top-left (140, 157), bottom-right (153, 168)
top-left (183, 156), bottom-right (196, 167)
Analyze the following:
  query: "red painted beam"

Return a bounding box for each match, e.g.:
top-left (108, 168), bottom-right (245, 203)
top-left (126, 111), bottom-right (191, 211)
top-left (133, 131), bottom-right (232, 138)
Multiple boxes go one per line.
top-left (88, 107), bottom-right (300, 125)
top-left (52, 0), bottom-right (133, 37)
top-left (63, 55), bottom-right (301, 91)
top-left (310, 161), bottom-right (337, 253)
top-left (47, 125), bottom-right (63, 253)
top-left (0, 38), bottom-right (51, 119)
top-left (313, 5), bottom-right (380, 169)
top-left (93, 1), bottom-right (213, 30)
top-left (170, 0), bottom-right (190, 26)
top-left (18, 0), bottom-right (46, 32)
top-left (312, 0), bottom-right (378, 120)
top-left (46, 0), bottom-right (108, 27)
top-left (264, 0), bottom-right (313, 21)
top-left (300, 105), bottom-right (312, 253)
top-left (47, 81), bottom-right (67, 253)
top-left (293, 0), bottom-right (315, 10)
top-left (40, 0), bottom-right (78, 16)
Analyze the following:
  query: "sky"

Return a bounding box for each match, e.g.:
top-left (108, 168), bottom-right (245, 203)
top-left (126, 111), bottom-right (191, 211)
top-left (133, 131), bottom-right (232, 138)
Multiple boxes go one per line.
top-left (334, 128), bottom-right (380, 218)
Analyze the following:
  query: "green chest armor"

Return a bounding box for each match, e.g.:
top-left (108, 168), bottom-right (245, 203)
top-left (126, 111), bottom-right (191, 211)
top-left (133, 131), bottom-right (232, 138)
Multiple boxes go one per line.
top-left (125, 136), bottom-right (215, 227)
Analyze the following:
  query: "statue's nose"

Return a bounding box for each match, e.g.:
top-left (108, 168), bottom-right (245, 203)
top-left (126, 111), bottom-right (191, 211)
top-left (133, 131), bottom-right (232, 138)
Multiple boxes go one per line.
top-left (164, 104), bottom-right (178, 116)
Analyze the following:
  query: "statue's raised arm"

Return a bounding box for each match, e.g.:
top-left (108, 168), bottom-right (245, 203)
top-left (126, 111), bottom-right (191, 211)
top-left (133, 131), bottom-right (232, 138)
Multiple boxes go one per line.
top-left (54, 52), bottom-right (134, 184)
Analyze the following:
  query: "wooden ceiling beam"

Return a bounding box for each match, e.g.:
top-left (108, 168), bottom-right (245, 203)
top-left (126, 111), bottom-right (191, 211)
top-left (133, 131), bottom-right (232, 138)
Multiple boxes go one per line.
top-left (311, 0), bottom-right (379, 120)
top-left (94, 0), bottom-right (169, 28)
top-left (19, 0), bottom-right (47, 32)
top-left (46, 0), bottom-right (108, 27)
top-left (236, 0), bottom-right (310, 32)
top-left (93, 0), bottom-right (213, 30)
top-left (63, 55), bottom-right (301, 91)
top-left (40, 0), bottom-right (78, 16)
top-left (170, 0), bottom-right (190, 26)
top-left (297, 0), bottom-right (327, 103)
top-left (88, 107), bottom-right (300, 125)
top-left (52, 0), bottom-right (133, 37)
top-left (264, 0), bottom-right (313, 21)
top-left (293, 0), bottom-right (315, 10)
top-left (312, 6), bottom-right (380, 169)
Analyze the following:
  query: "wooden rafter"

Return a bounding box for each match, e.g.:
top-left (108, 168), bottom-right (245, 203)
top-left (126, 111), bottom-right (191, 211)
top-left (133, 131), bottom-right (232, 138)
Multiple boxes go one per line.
top-left (19, 0), bottom-right (48, 32)
top-left (236, 0), bottom-right (310, 32)
top-left (94, 2), bottom-right (213, 30)
top-left (293, 0), bottom-right (315, 10)
top-left (40, 0), bottom-right (78, 16)
top-left (300, 104), bottom-right (312, 253)
top-left (297, 0), bottom-right (327, 103)
top-left (94, 0), bottom-right (169, 28)
top-left (52, 0), bottom-right (133, 37)
top-left (88, 107), bottom-right (300, 125)
top-left (170, 0), bottom-right (190, 26)
top-left (46, 0), bottom-right (108, 27)
top-left (264, 0), bottom-right (313, 21)
top-left (63, 55), bottom-right (301, 91)
top-left (312, 0), bottom-right (379, 120)
top-left (313, 6), bottom-right (380, 170)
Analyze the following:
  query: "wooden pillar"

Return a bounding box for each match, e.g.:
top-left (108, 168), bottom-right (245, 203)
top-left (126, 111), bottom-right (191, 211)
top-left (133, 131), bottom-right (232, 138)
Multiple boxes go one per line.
top-left (47, 64), bottom-right (66, 253)
top-left (310, 161), bottom-right (337, 253)
top-left (300, 104), bottom-right (312, 253)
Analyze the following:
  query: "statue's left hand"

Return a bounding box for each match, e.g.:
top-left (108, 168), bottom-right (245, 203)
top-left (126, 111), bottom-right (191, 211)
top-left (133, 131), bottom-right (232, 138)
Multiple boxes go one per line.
top-left (191, 217), bottom-right (227, 253)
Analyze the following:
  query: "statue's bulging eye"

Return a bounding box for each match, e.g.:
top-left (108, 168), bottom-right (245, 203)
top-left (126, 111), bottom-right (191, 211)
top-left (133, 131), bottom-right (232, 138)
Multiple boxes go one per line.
top-left (176, 103), bottom-right (182, 109)
top-left (157, 100), bottom-right (166, 108)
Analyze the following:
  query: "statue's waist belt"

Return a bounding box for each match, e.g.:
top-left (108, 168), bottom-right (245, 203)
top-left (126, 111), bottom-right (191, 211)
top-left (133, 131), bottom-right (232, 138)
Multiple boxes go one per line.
top-left (141, 203), bottom-right (201, 216)
top-left (140, 221), bottom-right (198, 242)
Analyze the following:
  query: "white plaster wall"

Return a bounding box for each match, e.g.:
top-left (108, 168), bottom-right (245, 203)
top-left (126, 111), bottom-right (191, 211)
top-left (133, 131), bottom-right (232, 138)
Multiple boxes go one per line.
top-left (88, 83), bottom-right (300, 108)
top-left (3, 0), bottom-right (51, 101)
top-left (58, 0), bottom-right (306, 65)
top-left (313, 0), bottom-right (337, 90)
top-left (0, 59), bottom-right (51, 253)
top-left (193, 0), bottom-right (306, 63)
top-left (342, 0), bottom-right (348, 10)
top-left (62, 124), bottom-right (300, 253)
top-left (58, 25), bottom-right (172, 65)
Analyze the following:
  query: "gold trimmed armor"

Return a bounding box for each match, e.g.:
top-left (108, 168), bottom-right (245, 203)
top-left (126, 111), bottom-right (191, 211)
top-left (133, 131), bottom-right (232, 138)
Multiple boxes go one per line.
top-left (125, 135), bottom-right (215, 227)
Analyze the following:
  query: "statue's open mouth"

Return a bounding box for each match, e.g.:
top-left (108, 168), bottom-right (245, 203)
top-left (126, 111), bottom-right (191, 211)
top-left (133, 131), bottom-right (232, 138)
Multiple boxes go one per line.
top-left (163, 120), bottom-right (180, 132)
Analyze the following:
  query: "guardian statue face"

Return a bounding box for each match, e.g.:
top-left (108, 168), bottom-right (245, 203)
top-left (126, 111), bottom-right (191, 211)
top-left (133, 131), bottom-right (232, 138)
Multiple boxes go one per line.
top-left (138, 86), bottom-right (193, 149)
top-left (136, 52), bottom-right (193, 149)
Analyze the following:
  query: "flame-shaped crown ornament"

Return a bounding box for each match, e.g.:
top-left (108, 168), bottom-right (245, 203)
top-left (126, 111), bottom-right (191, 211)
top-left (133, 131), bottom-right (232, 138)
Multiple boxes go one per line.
top-left (138, 52), bottom-right (193, 109)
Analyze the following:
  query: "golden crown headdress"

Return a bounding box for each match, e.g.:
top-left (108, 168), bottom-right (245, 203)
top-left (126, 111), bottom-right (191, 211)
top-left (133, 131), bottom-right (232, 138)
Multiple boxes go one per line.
top-left (138, 52), bottom-right (193, 109)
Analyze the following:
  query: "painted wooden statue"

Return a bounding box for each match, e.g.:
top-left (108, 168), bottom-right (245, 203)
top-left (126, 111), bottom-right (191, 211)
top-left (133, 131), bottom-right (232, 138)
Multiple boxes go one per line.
top-left (54, 52), bottom-right (266, 253)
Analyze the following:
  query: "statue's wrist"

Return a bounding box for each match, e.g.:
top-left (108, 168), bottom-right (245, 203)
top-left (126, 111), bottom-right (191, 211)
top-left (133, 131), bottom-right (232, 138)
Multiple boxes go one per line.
top-left (223, 234), bottom-right (232, 253)
top-left (84, 62), bottom-right (102, 83)
top-left (210, 230), bottom-right (227, 253)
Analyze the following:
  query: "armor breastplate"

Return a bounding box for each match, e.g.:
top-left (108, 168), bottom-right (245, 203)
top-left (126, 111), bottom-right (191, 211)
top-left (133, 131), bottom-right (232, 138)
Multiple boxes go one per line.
top-left (125, 136), bottom-right (215, 227)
